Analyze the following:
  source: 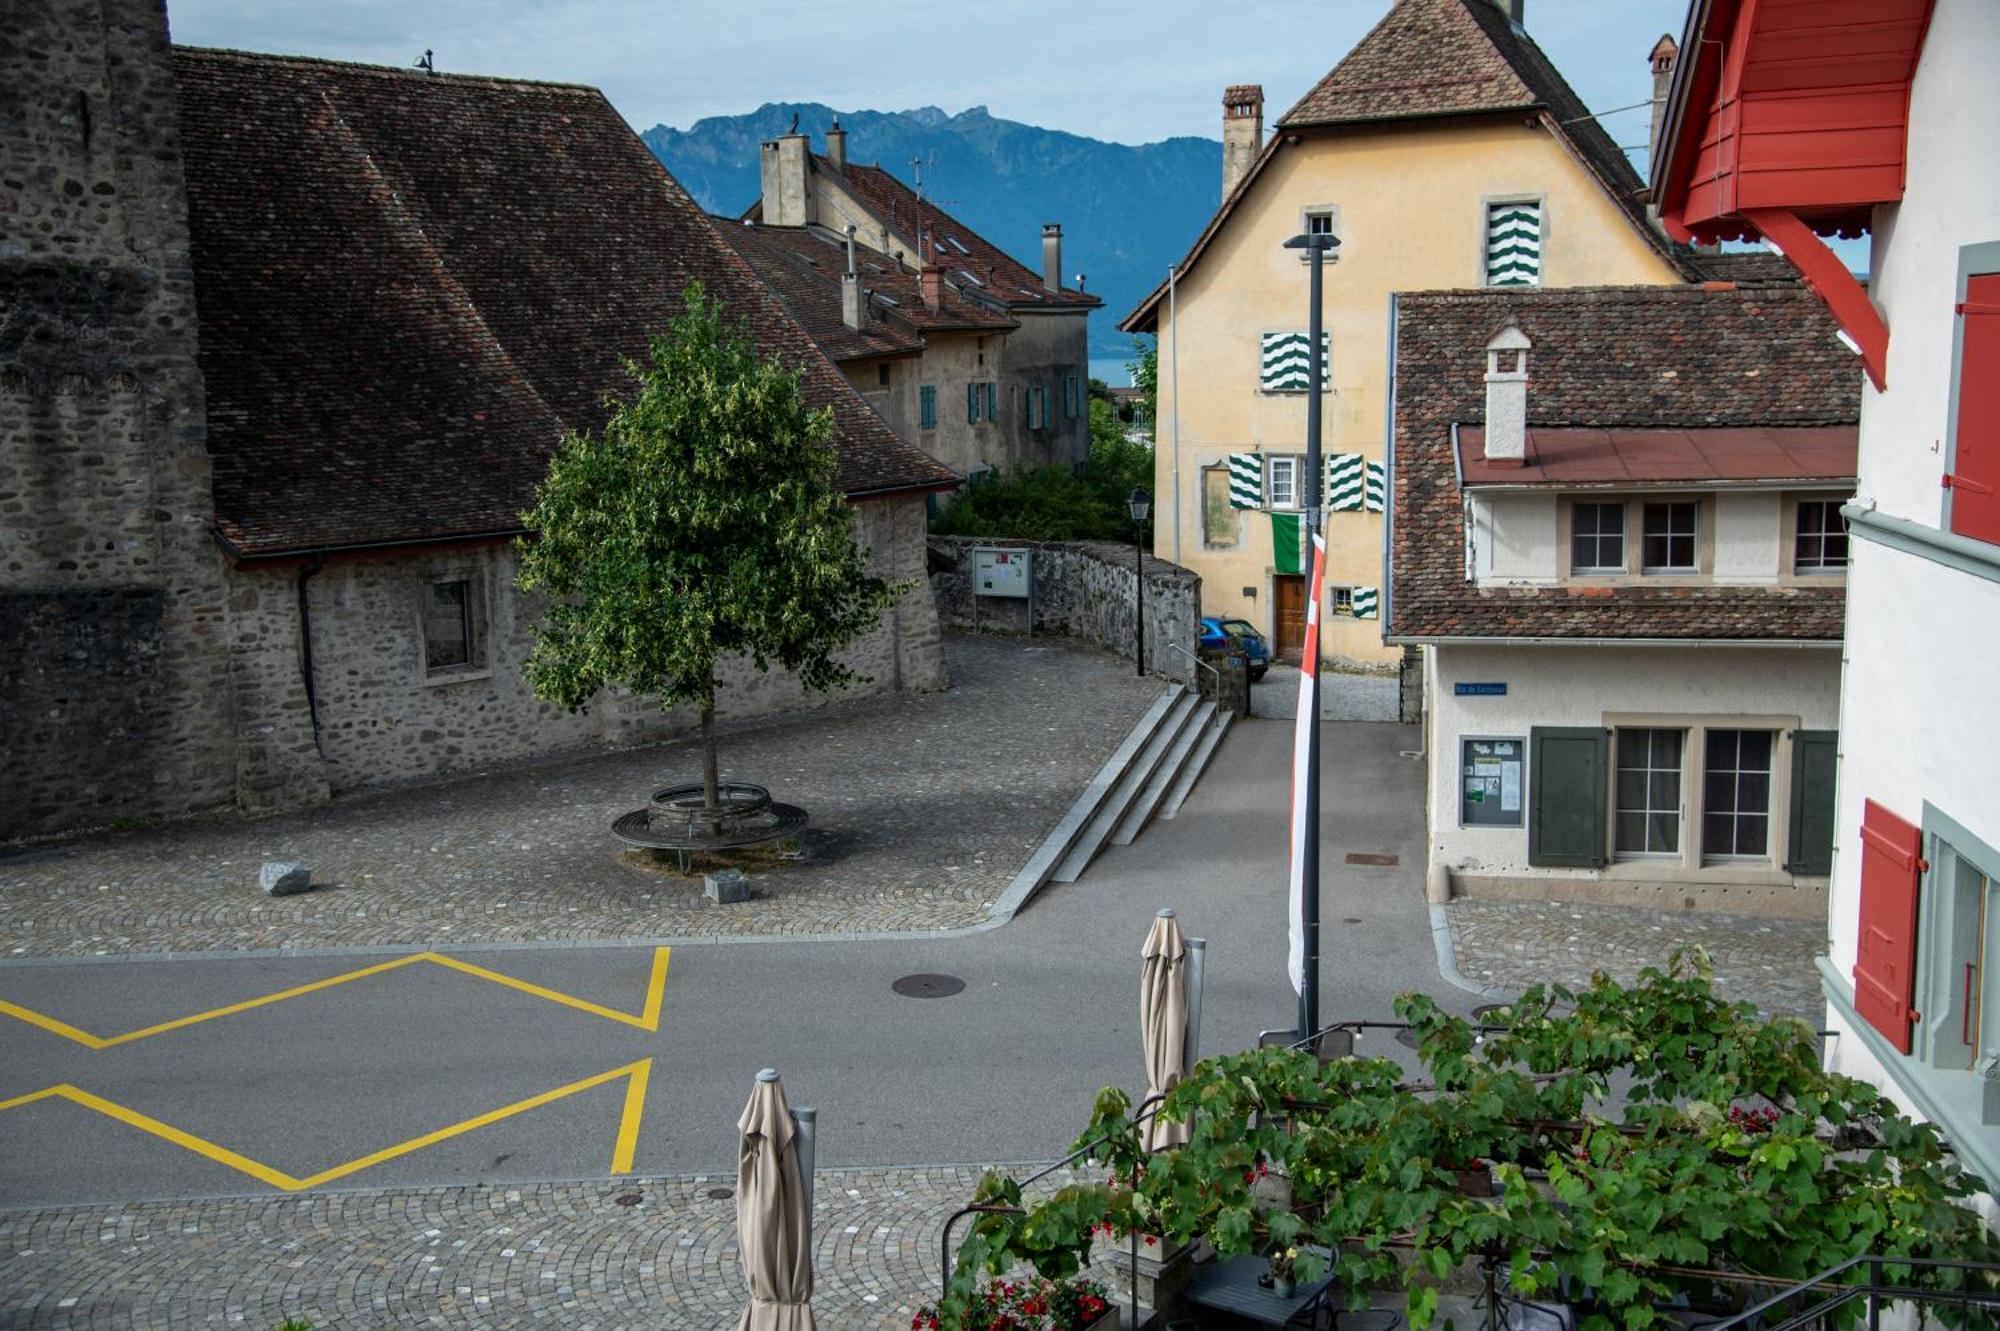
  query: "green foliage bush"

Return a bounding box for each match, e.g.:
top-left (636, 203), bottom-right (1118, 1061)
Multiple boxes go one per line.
top-left (928, 405), bottom-right (1154, 543)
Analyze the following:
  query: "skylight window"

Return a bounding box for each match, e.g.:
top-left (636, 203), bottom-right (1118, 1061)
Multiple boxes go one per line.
top-left (945, 236), bottom-right (970, 254)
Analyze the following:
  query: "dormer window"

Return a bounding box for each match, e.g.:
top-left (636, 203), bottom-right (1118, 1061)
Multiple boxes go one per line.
top-left (1570, 501), bottom-right (1625, 572)
top-left (1793, 499), bottom-right (1849, 572)
top-left (1641, 501), bottom-right (1698, 572)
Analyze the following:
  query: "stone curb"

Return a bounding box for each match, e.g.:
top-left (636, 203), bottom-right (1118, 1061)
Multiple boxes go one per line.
top-left (1428, 903), bottom-right (1517, 1002)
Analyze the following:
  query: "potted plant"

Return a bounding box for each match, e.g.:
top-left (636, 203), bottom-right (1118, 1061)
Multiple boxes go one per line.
top-left (913, 1275), bottom-right (1115, 1331)
top-left (1265, 1245), bottom-right (1299, 1298)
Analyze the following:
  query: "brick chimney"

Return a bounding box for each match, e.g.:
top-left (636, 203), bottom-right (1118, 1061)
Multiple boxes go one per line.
top-left (1648, 35), bottom-right (1679, 172)
top-left (758, 129), bottom-right (811, 227)
top-left (1041, 223), bottom-right (1062, 292)
top-left (1221, 85), bottom-right (1263, 200)
top-left (826, 118), bottom-right (848, 172)
top-left (1483, 321), bottom-right (1531, 466)
top-left (841, 226), bottom-right (864, 329)
top-left (920, 263), bottom-right (944, 312)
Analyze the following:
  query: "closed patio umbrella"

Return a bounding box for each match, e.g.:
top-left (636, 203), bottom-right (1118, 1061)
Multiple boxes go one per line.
top-left (1141, 909), bottom-right (1191, 1151)
top-left (736, 1069), bottom-right (817, 1331)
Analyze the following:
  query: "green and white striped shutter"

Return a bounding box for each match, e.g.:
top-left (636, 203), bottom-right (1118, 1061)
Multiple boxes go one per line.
top-left (1486, 201), bottom-right (1542, 286)
top-left (1351, 586), bottom-right (1380, 619)
top-left (1365, 459), bottom-right (1387, 512)
top-left (1325, 452), bottom-right (1366, 512)
top-left (1227, 452), bottom-right (1264, 508)
top-left (1260, 332), bottom-right (1330, 392)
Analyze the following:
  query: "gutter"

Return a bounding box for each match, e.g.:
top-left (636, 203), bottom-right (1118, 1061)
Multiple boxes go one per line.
top-left (211, 525), bottom-right (528, 565)
top-left (1384, 634), bottom-right (1840, 649)
top-left (1381, 293), bottom-right (1399, 636)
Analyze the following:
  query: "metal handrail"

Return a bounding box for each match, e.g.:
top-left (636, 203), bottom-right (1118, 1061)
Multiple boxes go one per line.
top-left (1704, 1253), bottom-right (2000, 1331)
top-left (1166, 641), bottom-right (1220, 697)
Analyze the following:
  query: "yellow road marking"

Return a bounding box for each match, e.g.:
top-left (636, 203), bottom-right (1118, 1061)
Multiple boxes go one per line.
top-left (0, 947), bottom-right (671, 1048)
top-left (0, 1061), bottom-right (653, 1192)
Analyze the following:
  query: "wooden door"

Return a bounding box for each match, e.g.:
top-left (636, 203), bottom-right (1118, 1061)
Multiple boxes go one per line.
top-left (1273, 575), bottom-right (1306, 660)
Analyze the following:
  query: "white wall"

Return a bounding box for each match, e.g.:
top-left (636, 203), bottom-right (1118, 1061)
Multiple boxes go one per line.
top-left (1712, 491), bottom-right (1782, 582)
top-left (1468, 489), bottom-right (1798, 585)
top-left (1827, 0), bottom-right (2000, 1107)
top-left (1470, 493), bottom-right (1557, 583)
top-left (1427, 643), bottom-right (1842, 914)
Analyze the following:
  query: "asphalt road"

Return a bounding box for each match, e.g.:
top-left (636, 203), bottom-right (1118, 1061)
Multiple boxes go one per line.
top-left (0, 717), bottom-right (1462, 1208)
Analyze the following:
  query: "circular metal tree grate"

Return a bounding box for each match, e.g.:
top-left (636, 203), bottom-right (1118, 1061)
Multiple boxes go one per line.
top-left (611, 782), bottom-right (808, 865)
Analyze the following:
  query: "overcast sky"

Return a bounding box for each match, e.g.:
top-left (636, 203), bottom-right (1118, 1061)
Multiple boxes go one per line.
top-left (166, 0), bottom-right (1691, 158)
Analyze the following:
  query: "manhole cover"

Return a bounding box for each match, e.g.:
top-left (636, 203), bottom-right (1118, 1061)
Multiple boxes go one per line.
top-left (614, 1193), bottom-right (643, 1207)
top-left (892, 973), bottom-right (966, 998)
top-left (1393, 1027), bottom-right (1422, 1049)
top-left (707, 1187), bottom-right (735, 1201)
top-left (1344, 852), bottom-right (1399, 867)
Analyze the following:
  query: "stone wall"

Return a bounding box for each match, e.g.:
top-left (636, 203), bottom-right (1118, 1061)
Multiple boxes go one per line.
top-left (928, 535), bottom-right (1200, 684)
top-left (226, 495), bottom-right (944, 801)
top-left (0, 0), bottom-right (239, 839)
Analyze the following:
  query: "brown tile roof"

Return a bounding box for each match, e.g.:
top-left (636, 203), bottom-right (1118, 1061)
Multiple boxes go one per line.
top-left (1389, 285), bottom-right (1860, 643)
top-left (711, 219), bottom-right (1016, 362)
top-left (173, 49), bottom-right (955, 558)
top-left (1124, 0), bottom-right (1709, 334)
top-left (821, 158), bottom-right (1102, 311)
top-left (1457, 425), bottom-right (1856, 487)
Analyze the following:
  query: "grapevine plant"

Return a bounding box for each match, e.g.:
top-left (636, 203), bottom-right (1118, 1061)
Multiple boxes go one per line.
top-left (942, 954), bottom-right (1996, 1330)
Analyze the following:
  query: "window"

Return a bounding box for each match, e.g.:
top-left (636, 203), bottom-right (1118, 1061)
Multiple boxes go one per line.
top-left (1701, 729), bottom-right (1773, 859)
top-left (1201, 467), bottom-right (1240, 549)
top-left (1794, 499), bottom-right (1849, 572)
top-left (1326, 584), bottom-right (1353, 615)
top-left (877, 364), bottom-right (891, 387)
top-left (1571, 501), bottom-right (1626, 572)
top-left (1267, 456), bottom-right (1299, 509)
top-left (1946, 266), bottom-right (2000, 544)
top-left (1614, 728), bottom-right (1684, 857)
top-left (422, 578), bottom-right (485, 678)
top-left (1641, 501), bottom-right (1697, 572)
top-left (919, 384), bottom-right (937, 431)
top-left (1306, 210), bottom-right (1336, 239)
top-left (1297, 207), bottom-right (1339, 260)
top-left (1485, 199), bottom-right (1543, 287)
top-left (1919, 809), bottom-right (2000, 1086)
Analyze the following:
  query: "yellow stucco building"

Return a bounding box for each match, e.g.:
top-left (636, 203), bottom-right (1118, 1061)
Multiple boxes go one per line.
top-left (1124, 0), bottom-right (1714, 667)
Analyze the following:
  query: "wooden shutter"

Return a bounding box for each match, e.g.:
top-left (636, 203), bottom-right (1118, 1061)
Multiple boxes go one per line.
top-left (1947, 273), bottom-right (2000, 544)
top-left (1350, 585), bottom-right (1379, 620)
top-left (967, 383), bottom-right (980, 423)
top-left (1326, 453), bottom-right (1365, 511)
top-left (1227, 453), bottom-right (1264, 509)
top-left (1486, 201), bottom-right (1542, 286)
top-left (1785, 731), bottom-right (1838, 875)
top-left (1365, 460), bottom-right (1387, 513)
top-left (1854, 799), bottom-right (1924, 1054)
top-left (1260, 332), bottom-right (1329, 392)
top-left (1528, 727), bottom-right (1607, 868)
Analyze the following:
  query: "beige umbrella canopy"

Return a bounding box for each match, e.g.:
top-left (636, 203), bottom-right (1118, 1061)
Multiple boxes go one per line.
top-left (736, 1069), bottom-right (817, 1331)
top-left (1141, 909), bottom-right (1191, 1152)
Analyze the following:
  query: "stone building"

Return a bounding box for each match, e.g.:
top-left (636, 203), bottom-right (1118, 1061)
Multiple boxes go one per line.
top-left (738, 126), bottom-right (1100, 482)
top-left (0, 0), bottom-right (956, 842)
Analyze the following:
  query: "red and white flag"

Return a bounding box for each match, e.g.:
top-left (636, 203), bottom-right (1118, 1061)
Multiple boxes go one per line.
top-left (1287, 532), bottom-right (1326, 995)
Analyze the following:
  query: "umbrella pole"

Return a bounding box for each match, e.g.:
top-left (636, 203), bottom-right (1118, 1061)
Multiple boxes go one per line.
top-left (794, 1105), bottom-right (817, 1238)
top-left (1185, 938), bottom-right (1206, 1077)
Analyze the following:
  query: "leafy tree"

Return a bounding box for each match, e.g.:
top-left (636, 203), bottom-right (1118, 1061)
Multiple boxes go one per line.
top-left (928, 423), bottom-right (1155, 545)
top-left (1127, 336), bottom-right (1158, 430)
top-left (516, 284), bottom-right (896, 824)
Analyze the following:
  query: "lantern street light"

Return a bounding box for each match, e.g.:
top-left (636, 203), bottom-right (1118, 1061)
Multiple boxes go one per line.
top-left (1129, 487), bottom-right (1152, 678)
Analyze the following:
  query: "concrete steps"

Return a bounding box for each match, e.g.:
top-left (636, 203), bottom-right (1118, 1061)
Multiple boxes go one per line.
top-left (1158, 709), bottom-right (1232, 822)
top-left (1110, 698), bottom-right (1220, 846)
top-left (1051, 688), bottom-right (1201, 883)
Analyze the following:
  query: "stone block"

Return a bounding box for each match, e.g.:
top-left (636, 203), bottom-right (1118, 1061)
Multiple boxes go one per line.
top-left (259, 861), bottom-right (312, 896)
top-left (704, 868), bottom-right (749, 904)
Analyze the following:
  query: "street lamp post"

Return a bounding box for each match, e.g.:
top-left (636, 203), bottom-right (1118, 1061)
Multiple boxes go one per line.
top-left (1281, 229), bottom-right (1338, 1040)
top-left (1129, 488), bottom-right (1152, 677)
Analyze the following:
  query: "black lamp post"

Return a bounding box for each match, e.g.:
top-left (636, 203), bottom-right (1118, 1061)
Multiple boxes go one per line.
top-left (1129, 487), bottom-right (1151, 677)
top-left (1281, 229), bottom-right (1337, 1041)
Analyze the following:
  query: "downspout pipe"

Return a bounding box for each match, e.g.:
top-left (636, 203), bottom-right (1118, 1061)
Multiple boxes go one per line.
top-left (298, 559), bottom-right (326, 758)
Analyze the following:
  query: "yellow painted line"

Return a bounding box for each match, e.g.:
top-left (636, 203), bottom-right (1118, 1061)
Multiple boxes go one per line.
top-left (0, 1084), bottom-right (64, 1112)
top-left (0, 946), bottom-right (672, 1048)
top-left (611, 1057), bottom-right (652, 1174)
top-left (30, 1084), bottom-right (304, 1189)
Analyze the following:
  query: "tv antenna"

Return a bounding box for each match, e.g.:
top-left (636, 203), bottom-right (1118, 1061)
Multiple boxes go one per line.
top-left (414, 49), bottom-right (435, 74)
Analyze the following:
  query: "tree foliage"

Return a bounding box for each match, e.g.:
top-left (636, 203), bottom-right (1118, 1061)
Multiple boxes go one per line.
top-left (516, 283), bottom-right (897, 723)
top-left (928, 411), bottom-right (1154, 544)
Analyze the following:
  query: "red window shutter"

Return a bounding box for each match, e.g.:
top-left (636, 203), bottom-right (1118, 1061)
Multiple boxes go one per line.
top-left (1947, 273), bottom-right (2000, 544)
top-left (1853, 799), bottom-right (1923, 1054)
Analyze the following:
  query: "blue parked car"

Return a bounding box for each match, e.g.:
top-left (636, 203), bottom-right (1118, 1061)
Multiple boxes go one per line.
top-left (1197, 616), bottom-right (1271, 681)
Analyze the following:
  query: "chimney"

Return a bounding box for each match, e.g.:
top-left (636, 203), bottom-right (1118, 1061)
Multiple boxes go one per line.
top-left (758, 129), bottom-right (811, 228)
top-left (920, 263), bottom-right (944, 312)
top-left (1041, 223), bottom-right (1062, 292)
top-left (841, 225), bottom-right (863, 329)
top-left (1483, 321), bottom-right (1531, 465)
top-left (826, 118), bottom-right (847, 172)
top-left (1221, 84), bottom-right (1263, 200)
top-left (1489, 0), bottom-right (1524, 24)
top-left (1648, 34), bottom-right (1679, 173)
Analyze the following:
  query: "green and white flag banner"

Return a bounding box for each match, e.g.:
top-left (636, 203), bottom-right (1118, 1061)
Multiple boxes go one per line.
top-left (1270, 511), bottom-right (1305, 576)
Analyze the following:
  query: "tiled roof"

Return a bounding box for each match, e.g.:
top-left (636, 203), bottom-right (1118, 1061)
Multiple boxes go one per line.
top-left (1390, 285), bottom-right (1860, 643)
top-left (1124, 0), bottom-right (1709, 333)
top-left (1456, 425), bottom-right (1856, 487)
top-left (821, 158), bottom-right (1102, 311)
top-left (712, 219), bottom-right (1016, 362)
top-left (173, 49), bottom-right (955, 558)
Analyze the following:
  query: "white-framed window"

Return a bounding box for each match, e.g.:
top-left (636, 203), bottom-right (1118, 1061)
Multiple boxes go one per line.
top-left (1700, 728), bottom-right (1774, 860)
top-left (422, 575), bottom-right (488, 679)
top-left (1298, 205), bottom-right (1340, 259)
top-left (1614, 727), bottom-right (1684, 858)
top-left (1267, 455), bottom-right (1300, 509)
top-left (1571, 501), bottom-right (1626, 572)
top-left (1793, 498), bottom-right (1849, 573)
top-left (1325, 584), bottom-right (1354, 615)
top-left (1641, 500), bottom-right (1698, 573)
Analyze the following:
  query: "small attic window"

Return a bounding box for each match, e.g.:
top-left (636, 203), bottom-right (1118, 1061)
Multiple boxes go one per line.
top-left (944, 236), bottom-right (970, 254)
top-left (957, 269), bottom-right (983, 287)
top-left (875, 293), bottom-right (900, 307)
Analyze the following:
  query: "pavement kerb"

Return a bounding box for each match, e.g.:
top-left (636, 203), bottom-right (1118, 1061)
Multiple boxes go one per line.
top-left (1429, 903), bottom-right (1517, 1003)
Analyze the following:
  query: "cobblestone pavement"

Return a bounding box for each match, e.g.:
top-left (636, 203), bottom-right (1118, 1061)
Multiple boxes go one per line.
top-left (1444, 899), bottom-right (1828, 1022)
top-left (1252, 666), bottom-right (1399, 722)
top-left (0, 1164), bottom-right (1100, 1331)
top-left (0, 637), bottom-right (1161, 959)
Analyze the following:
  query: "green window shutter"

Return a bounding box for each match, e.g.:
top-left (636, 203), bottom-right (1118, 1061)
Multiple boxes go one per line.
top-left (1260, 332), bottom-right (1329, 392)
top-left (967, 383), bottom-right (980, 423)
top-left (1529, 726), bottom-right (1607, 867)
top-left (1365, 460), bottom-right (1387, 512)
top-left (1227, 453), bottom-right (1264, 508)
top-left (985, 382), bottom-right (997, 419)
top-left (1065, 375), bottom-right (1080, 418)
top-left (1326, 453), bottom-right (1365, 511)
top-left (1350, 585), bottom-right (1379, 619)
top-left (1786, 730), bottom-right (1839, 875)
top-left (1486, 201), bottom-right (1543, 287)
top-left (920, 385), bottom-right (937, 430)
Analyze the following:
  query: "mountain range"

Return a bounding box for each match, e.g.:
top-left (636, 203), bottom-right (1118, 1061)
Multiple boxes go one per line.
top-left (639, 103), bottom-right (1222, 366)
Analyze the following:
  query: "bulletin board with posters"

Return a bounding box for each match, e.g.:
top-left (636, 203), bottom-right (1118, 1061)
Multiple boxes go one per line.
top-left (1460, 736), bottom-right (1524, 827)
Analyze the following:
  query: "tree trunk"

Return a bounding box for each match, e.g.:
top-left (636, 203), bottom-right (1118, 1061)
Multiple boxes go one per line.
top-left (699, 670), bottom-right (721, 832)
